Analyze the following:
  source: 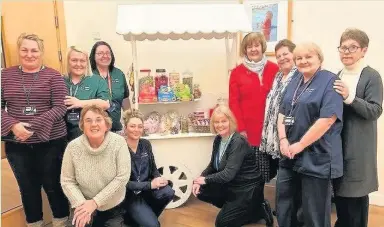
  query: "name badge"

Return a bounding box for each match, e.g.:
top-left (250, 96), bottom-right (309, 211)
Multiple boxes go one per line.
top-left (23, 106), bottom-right (37, 115)
top-left (283, 116), bottom-right (295, 126)
top-left (108, 102), bottom-right (117, 113)
top-left (66, 112), bottom-right (80, 122)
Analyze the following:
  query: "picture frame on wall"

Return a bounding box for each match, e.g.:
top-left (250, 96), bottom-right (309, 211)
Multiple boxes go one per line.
top-left (243, 0), bottom-right (293, 56)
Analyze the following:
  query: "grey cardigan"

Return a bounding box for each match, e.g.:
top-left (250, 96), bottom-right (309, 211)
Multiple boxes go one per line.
top-left (334, 66), bottom-right (383, 197)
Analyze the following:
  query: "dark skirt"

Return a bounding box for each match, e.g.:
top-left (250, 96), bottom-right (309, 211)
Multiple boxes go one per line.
top-left (253, 146), bottom-right (278, 183)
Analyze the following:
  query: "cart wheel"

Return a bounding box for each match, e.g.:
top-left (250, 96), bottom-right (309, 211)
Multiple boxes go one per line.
top-left (157, 162), bottom-right (193, 209)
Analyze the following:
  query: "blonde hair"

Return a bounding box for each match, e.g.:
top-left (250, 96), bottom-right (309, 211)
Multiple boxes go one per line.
top-left (240, 32), bottom-right (267, 56)
top-left (210, 105), bottom-right (238, 134)
top-left (122, 109), bottom-right (144, 126)
top-left (17, 33), bottom-right (44, 53)
top-left (67, 46), bottom-right (91, 76)
top-left (293, 42), bottom-right (324, 64)
top-left (79, 105), bottom-right (112, 132)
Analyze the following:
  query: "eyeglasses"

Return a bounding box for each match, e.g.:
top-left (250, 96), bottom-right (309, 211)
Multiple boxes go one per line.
top-left (96, 52), bottom-right (111, 57)
top-left (84, 118), bottom-right (104, 125)
top-left (337, 45), bottom-right (361, 53)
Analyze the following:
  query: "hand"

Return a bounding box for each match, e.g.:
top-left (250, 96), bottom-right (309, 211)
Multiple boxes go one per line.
top-left (280, 138), bottom-right (291, 158)
top-left (193, 176), bottom-right (206, 185)
top-left (73, 214), bottom-right (91, 227)
top-left (192, 183), bottom-right (201, 197)
top-left (333, 80), bottom-right (349, 100)
top-left (151, 177), bottom-right (168, 189)
top-left (11, 122), bottom-right (33, 141)
top-left (65, 96), bottom-right (83, 110)
top-left (73, 200), bottom-right (97, 226)
top-left (240, 131), bottom-right (247, 139)
top-left (288, 142), bottom-right (305, 159)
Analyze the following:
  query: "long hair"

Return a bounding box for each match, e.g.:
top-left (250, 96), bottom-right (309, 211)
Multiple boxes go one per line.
top-left (89, 41), bottom-right (115, 72)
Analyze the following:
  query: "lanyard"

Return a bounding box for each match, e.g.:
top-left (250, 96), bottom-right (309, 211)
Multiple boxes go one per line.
top-left (216, 133), bottom-right (234, 168)
top-left (21, 72), bottom-right (39, 106)
top-left (106, 72), bottom-right (112, 96)
top-left (69, 76), bottom-right (85, 97)
top-left (129, 145), bottom-right (144, 182)
top-left (288, 69), bottom-right (320, 116)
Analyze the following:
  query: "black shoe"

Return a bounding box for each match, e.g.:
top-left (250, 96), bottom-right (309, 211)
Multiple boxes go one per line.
top-left (262, 200), bottom-right (274, 227)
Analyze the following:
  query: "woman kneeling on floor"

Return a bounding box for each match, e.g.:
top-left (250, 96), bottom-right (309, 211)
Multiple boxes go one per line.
top-left (192, 105), bottom-right (271, 227)
top-left (122, 109), bottom-right (175, 227)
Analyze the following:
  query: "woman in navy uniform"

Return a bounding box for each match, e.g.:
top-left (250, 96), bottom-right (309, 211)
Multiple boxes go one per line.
top-left (122, 109), bottom-right (174, 227)
top-left (277, 42), bottom-right (343, 227)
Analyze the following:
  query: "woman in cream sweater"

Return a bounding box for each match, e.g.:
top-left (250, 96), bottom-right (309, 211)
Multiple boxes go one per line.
top-left (61, 104), bottom-right (131, 227)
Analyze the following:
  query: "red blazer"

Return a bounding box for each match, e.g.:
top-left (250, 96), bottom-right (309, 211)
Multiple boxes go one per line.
top-left (229, 61), bottom-right (279, 146)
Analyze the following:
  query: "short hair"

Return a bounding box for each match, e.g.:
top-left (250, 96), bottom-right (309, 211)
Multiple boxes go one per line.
top-left (210, 105), bottom-right (237, 134)
top-left (293, 42), bottom-right (324, 64)
top-left (79, 105), bottom-right (112, 132)
top-left (17, 33), bottom-right (44, 53)
top-left (340, 28), bottom-right (369, 48)
top-left (89, 41), bottom-right (116, 72)
top-left (67, 46), bottom-right (91, 76)
top-left (240, 32), bottom-right (267, 56)
top-left (275, 39), bottom-right (296, 53)
top-left (122, 109), bottom-right (144, 127)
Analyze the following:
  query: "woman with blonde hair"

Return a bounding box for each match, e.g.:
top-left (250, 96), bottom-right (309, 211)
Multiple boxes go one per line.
top-left (1, 33), bottom-right (69, 227)
top-left (61, 104), bottom-right (130, 227)
top-left (64, 46), bottom-right (110, 141)
top-left (192, 105), bottom-right (269, 227)
top-left (122, 109), bottom-right (174, 227)
top-left (277, 42), bottom-right (343, 227)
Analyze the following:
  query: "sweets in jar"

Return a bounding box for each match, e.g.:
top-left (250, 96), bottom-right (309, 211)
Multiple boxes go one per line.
top-left (155, 69), bottom-right (168, 95)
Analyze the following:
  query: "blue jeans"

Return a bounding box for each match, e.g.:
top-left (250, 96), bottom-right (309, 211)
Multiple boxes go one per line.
top-left (5, 138), bottom-right (69, 223)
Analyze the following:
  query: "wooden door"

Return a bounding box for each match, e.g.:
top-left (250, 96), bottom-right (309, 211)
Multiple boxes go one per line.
top-left (1, 1), bottom-right (67, 72)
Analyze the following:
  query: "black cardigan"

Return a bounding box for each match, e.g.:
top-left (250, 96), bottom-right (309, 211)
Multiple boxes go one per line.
top-left (202, 132), bottom-right (261, 187)
top-left (126, 139), bottom-right (161, 191)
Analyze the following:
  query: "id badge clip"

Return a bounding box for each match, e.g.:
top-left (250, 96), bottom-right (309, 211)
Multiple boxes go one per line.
top-left (23, 106), bottom-right (37, 116)
top-left (283, 116), bottom-right (295, 126)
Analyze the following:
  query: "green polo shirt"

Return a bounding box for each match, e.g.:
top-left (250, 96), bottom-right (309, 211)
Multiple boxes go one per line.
top-left (64, 75), bottom-right (110, 140)
top-left (93, 67), bottom-right (129, 131)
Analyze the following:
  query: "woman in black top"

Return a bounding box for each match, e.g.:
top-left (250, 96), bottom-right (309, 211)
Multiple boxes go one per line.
top-left (122, 109), bottom-right (174, 227)
top-left (193, 105), bottom-right (273, 227)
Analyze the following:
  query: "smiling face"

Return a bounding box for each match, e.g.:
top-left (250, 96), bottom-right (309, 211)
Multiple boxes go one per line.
top-left (125, 117), bottom-right (144, 141)
top-left (276, 46), bottom-right (295, 73)
top-left (295, 49), bottom-right (321, 77)
top-left (339, 39), bottom-right (367, 67)
top-left (95, 45), bottom-right (112, 68)
top-left (213, 113), bottom-right (231, 137)
top-left (83, 110), bottom-right (108, 141)
top-left (19, 39), bottom-right (42, 71)
top-left (68, 50), bottom-right (88, 77)
top-left (246, 41), bottom-right (263, 62)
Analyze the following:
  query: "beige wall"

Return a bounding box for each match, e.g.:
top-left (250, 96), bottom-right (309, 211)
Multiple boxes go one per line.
top-left (63, 0), bottom-right (384, 205)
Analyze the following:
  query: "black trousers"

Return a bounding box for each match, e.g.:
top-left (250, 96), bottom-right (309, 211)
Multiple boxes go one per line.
top-left (124, 185), bottom-right (174, 227)
top-left (276, 168), bottom-right (331, 227)
top-left (67, 203), bottom-right (126, 227)
top-left (5, 137), bottom-right (69, 223)
top-left (197, 182), bottom-right (264, 227)
top-left (334, 195), bottom-right (369, 227)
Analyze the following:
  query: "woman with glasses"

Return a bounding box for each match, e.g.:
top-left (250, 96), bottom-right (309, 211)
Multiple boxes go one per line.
top-left (90, 41), bottom-right (131, 135)
top-left (332, 28), bottom-right (383, 227)
top-left (64, 46), bottom-right (110, 141)
top-left (61, 105), bottom-right (130, 227)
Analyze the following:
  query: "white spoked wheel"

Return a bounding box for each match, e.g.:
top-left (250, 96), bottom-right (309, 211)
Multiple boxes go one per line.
top-left (157, 162), bottom-right (193, 209)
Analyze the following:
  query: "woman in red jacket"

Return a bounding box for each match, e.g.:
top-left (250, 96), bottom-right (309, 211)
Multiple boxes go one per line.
top-left (229, 32), bottom-right (279, 226)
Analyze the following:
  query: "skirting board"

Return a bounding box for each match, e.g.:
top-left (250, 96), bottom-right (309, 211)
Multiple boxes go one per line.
top-left (369, 191), bottom-right (384, 206)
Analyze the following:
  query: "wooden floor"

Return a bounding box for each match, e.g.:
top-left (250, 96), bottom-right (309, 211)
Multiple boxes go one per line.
top-left (159, 185), bottom-right (384, 227)
top-left (2, 157), bottom-right (384, 227)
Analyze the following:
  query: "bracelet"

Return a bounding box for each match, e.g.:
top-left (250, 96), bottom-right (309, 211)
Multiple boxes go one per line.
top-left (279, 137), bottom-right (287, 141)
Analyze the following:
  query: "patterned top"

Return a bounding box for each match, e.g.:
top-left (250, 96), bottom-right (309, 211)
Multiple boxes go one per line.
top-left (1, 66), bottom-right (68, 143)
top-left (260, 67), bottom-right (297, 159)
